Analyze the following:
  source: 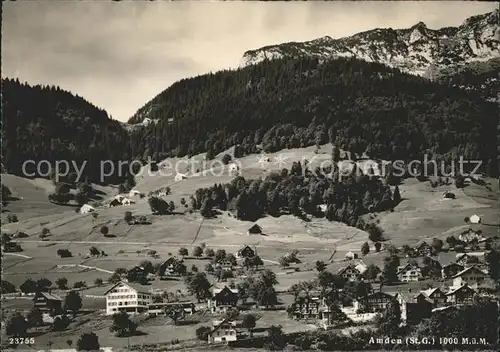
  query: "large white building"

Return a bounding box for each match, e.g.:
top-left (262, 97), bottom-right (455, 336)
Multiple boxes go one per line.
top-left (104, 281), bottom-right (152, 315)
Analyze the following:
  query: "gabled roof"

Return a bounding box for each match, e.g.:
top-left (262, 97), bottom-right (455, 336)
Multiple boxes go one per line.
top-left (396, 291), bottom-right (433, 304)
top-left (443, 262), bottom-right (464, 269)
top-left (451, 265), bottom-right (487, 279)
top-left (237, 245), bottom-right (255, 255)
top-left (104, 281), bottom-right (151, 295)
top-left (421, 287), bottom-right (444, 298)
top-left (212, 285), bottom-right (238, 297)
top-left (210, 318), bottom-right (238, 334)
top-left (446, 284), bottom-right (476, 296)
top-left (35, 291), bottom-right (63, 301)
top-left (338, 264), bottom-right (360, 275)
top-left (397, 263), bottom-right (420, 275)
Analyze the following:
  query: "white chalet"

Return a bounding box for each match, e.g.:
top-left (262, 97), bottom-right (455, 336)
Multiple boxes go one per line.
top-left (104, 281), bottom-right (152, 315)
top-left (397, 264), bottom-right (422, 282)
top-left (208, 318), bottom-right (242, 343)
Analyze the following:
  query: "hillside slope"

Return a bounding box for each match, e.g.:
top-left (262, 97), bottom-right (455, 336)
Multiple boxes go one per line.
top-left (128, 56), bottom-right (498, 174)
top-left (1, 79), bottom-right (131, 183)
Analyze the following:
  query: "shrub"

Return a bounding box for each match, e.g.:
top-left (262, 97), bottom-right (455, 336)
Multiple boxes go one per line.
top-left (124, 211), bottom-right (133, 223)
top-left (7, 214), bottom-right (19, 223)
top-left (195, 326), bottom-right (211, 341)
top-left (57, 249), bottom-right (73, 258)
top-left (100, 226), bottom-right (109, 236)
top-left (222, 154), bottom-right (232, 165)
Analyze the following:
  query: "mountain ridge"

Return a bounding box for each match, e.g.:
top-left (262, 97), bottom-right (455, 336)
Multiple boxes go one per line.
top-left (240, 10), bottom-right (499, 80)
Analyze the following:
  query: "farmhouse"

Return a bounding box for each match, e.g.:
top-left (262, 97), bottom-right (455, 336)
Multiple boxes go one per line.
top-left (420, 287), bottom-right (447, 307)
top-left (104, 281), bottom-right (152, 315)
top-left (359, 291), bottom-right (396, 312)
top-left (207, 286), bottom-right (238, 314)
top-left (338, 264), bottom-right (361, 281)
top-left (79, 204), bottom-right (95, 214)
top-left (397, 263), bottom-right (422, 282)
top-left (33, 291), bottom-right (63, 314)
top-left (451, 266), bottom-right (487, 288)
top-left (445, 284), bottom-right (476, 304)
top-left (208, 318), bottom-right (242, 343)
top-left (237, 245), bottom-right (255, 259)
top-left (174, 173), bottom-right (187, 182)
top-left (216, 259), bottom-right (234, 272)
top-left (395, 292), bottom-right (433, 325)
top-left (159, 257), bottom-right (184, 276)
top-left (442, 262), bottom-right (465, 279)
top-left (247, 224), bottom-right (263, 235)
top-left (415, 241), bottom-right (432, 256)
top-left (129, 190), bottom-right (141, 197)
top-left (289, 293), bottom-right (333, 328)
top-left (147, 302), bottom-right (196, 317)
top-left (121, 197), bottom-right (135, 206)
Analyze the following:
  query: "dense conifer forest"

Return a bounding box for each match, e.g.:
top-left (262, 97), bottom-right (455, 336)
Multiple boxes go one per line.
top-left (1, 78), bottom-right (131, 183)
top-left (129, 57), bottom-right (498, 174)
top-left (2, 56), bottom-right (500, 184)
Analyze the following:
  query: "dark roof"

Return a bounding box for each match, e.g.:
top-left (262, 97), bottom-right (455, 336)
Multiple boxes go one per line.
top-left (446, 284), bottom-right (476, 296)
top-left (104, 281), bottom-right (151, 295)
top-left (451, 265), bottom-right (487, 279)
top-left (237, 245), bottom-right (255, 255)
top-left (34, 292), bottom-right (63, 301)
top-left (248, 224), bottom-right (262, 233)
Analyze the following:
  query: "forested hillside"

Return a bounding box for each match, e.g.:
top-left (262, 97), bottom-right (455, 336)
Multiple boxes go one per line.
top-left (129, 57), bottom-right (499, 174)
top-left (1, 78), bottom-right (131, 183)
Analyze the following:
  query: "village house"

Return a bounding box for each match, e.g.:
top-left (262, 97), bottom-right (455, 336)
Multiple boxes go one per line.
top-left (33, 291), bottom-right (63, 314)
top-left (338, 264), bottom-right (361, 281)
top-left (420, 287), bottom-right (447, 307)
top-left (395, 292), bottom-right (433, 325)
top-left (207, 286), bottom-right (239, 314)
top-left (289, 292), bottom-right (333, 329)
top-left (236, 245), bottom-right (255, 259)
top-left (79, 204), bottom-right (95, 214)
top-left (397, 263), bottom-right (422, 282)
top-left (208, 318), bottom-right (243, 343)
top-left (442, 263), bottom-right (464, 279)
top-left (359, 291), bottom-right (396, 312)
top-left (104, 281), bottom-right (152, 315)
top-left (415, 241), bottom-right (432, 256)
top-left (458, 230), bottom-right (486, 244)
top-left (160, 257), bottom-right (184, 276)
top-left (455, 252), bottom-right (484, 267)
top-left (445, 284), bottom-right (476, 305)
top-left (451, 266), bottom-right (488, 288)
top-left (216, 259), bottom-right (234, 272)
top-left (147, 301), bottom-right (196, 317)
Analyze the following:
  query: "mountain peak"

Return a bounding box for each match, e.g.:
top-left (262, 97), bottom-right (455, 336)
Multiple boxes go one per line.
top-left (240, 11), bottom-right (499, 77)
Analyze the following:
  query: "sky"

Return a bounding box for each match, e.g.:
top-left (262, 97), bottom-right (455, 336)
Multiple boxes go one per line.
top-left (2, 1), bottom-right (497, 122)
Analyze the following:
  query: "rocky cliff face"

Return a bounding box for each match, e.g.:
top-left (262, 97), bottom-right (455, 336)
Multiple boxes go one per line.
top-left (241, 10), bottom-right (499, 79)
